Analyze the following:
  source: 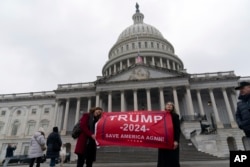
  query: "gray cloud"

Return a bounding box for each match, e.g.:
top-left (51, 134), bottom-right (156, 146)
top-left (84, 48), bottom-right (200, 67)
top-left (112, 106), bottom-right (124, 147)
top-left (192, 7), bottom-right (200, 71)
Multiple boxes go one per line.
top-left (0, 0), bottom-right (250, 94)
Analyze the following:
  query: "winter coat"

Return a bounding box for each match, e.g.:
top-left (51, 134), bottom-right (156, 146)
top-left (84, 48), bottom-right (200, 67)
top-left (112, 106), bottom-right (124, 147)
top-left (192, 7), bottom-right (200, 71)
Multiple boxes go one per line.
top-left (5, 145), bottom-right (16, 158)
top-left (157, 112), bottom-right (180, 167)
top-left (28, 131), bottom-right (46, 158)
top-left (236, 94), bottom-right (250, 132)
top-left (46, 131), bottom-right (62, 158)
top-left (74, 113), bottom-right (93, 154)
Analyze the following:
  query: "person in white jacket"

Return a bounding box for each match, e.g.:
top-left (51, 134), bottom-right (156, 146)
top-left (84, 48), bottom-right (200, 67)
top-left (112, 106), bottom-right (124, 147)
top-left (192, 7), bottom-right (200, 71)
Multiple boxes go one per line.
top-left (59, 144), bottom-right (66, 167)
top-left (28, 127), bottom-right (46, 167)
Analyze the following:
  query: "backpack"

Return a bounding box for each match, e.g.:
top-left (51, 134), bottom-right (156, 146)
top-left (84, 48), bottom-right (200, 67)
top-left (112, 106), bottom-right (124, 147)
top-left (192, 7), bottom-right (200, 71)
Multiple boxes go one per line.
top-left (71, 122), bottom-right (81, 139)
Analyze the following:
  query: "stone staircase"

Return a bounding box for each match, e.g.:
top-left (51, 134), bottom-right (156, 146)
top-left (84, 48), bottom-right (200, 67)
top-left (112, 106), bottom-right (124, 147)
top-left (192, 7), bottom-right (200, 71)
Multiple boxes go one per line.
top-left (190, 128), bottom-right (245, 157)
top-left (95, 133), bottom-right (226, 163)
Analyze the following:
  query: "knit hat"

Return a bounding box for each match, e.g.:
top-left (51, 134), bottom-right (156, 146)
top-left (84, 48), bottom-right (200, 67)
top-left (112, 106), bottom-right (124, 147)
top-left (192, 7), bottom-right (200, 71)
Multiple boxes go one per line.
top-left (38, 127), bottom-right (45, 133)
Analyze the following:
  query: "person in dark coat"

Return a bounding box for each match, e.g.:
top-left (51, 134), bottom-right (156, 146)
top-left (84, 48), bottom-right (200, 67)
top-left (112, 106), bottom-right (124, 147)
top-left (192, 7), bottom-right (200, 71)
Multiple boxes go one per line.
top-left (74, 107), bottom-right (103, 167)
top-left (235, 81), bottom-right (250, 137)
top-left (157, 101), bottom-right (180, 167)
top-left (46, 127), bottom-right (62, 167)
top-left (3, 144), bottom-right (16, 167)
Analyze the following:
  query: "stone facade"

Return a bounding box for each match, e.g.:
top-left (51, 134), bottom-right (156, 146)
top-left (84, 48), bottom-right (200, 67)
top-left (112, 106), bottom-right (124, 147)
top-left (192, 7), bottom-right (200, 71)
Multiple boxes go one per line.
top-left (0, 4), bottom-right (250, 162)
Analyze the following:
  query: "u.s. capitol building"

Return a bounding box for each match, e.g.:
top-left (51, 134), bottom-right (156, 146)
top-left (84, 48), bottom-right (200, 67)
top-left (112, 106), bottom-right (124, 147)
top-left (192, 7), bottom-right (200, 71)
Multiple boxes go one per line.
top-left (0, 4), bottom-right (249, 162)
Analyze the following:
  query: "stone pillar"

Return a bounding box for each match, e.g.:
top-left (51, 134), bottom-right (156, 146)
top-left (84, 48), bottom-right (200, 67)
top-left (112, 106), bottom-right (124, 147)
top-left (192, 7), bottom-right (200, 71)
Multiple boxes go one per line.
top-left (75, 98), bottom-right (81, 124)
top-left (186, 86), bottom-right (194, 115)
top-left (62, 99), bottom-right (70, 135)
top-left (172, 87), bottom-right (180, 115)
top-left (87, 98), bottom-right (91, 112)
top-left (146, 89), bottom-right (152, 111)
top-left (54, 100), bottom-right (59, 127)
top-left (95, 93), bottom-right (100, 107)
top-left (120, 61), bottom-right (123, 70)
top-left (230, 89), bottom-right (237, 112)
top-left (109, 67), bottom-right (111, 75)
top-left (222, 88), bottom-right (237, 128)
top-left (108, 91), bottom-right (112, 112)
top-left (121, 91), bottom-right (125, 112)
top-left (208, 89), bottom-right (223, 128)
top-left (133, 89), bottom-right (138, 111)
top-left (196, 89), bottom-right (205, 116)
top-left (114, 64), bottom-right (117, 73)
top-left (144, 56), bottom-right (147, 64)
top-left (167, 59), bottom-right (170, 69)
top-left (127, 59), bottom-right (130, 67)
top-left (159, 87), bottom-right (165, 111)
top-left (173, 62), bottom-right (176, 70)
top-left (160, 58), bottom-right (163, 67)
top-left (152, 57), bottom-right (155, 66)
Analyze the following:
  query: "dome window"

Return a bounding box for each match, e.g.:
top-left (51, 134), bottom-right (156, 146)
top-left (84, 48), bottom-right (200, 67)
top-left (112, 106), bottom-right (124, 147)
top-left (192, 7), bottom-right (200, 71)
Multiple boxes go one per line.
top-left (145, 42), bottom-right (148, 48)
top-left (151, 42), bottom-right (154, 48)
top-left (132, 43), bottom-right (135, 49)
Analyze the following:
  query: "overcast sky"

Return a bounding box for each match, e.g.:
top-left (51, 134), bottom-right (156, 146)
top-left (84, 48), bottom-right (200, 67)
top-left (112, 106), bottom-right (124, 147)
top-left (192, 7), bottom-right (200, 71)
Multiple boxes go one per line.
top-left (0, 0), bottom-right (249, 94)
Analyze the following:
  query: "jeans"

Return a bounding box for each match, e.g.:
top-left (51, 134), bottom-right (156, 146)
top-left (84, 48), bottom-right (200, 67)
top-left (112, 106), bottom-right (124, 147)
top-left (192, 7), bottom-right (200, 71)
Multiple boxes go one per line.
top-left (50, 157), bottom-right (56, 167)
top-left (3, 157), bottom-right (11, 167)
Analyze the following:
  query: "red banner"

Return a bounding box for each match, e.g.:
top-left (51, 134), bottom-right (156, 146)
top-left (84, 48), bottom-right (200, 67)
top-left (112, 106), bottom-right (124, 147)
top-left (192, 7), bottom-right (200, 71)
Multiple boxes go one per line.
top-left (95, 111), bottom-right (174, 149)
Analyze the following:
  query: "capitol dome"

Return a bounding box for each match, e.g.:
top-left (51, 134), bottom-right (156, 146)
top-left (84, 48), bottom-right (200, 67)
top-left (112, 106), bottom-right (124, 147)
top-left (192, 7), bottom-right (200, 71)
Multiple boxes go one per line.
top-left (117, 20), bottom-right (164, 42)
top-left (102, 3), bottom-right (184, 77)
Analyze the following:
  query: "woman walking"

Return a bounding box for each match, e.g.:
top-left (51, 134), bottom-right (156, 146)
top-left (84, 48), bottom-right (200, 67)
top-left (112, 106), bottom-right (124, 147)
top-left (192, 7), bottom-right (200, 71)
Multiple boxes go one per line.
top-left (28, 127), bottom-right (46, 167)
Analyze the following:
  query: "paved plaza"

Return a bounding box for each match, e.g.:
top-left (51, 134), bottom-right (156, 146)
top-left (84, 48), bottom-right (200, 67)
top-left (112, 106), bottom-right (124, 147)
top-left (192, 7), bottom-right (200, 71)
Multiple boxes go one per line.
top-left (7, 160), bottom-right (229, 167)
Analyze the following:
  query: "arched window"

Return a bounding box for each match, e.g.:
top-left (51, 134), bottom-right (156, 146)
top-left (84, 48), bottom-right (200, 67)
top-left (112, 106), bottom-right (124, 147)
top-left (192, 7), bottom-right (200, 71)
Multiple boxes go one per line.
top-left (40, 119), bottom-right (49, 132)
top-left (11, 120), bottom-right (20, 136)
top-left (26, 120), bottom-right (36, 135)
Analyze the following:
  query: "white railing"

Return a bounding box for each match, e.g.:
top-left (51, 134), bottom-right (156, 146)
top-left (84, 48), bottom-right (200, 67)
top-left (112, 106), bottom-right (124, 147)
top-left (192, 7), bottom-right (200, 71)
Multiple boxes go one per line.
top-left (190, 71), bottom-right (235, 79)
top-left (57, 82), bottom-right (95, 90)
top-left (0, 91), bottom-right (55, 100)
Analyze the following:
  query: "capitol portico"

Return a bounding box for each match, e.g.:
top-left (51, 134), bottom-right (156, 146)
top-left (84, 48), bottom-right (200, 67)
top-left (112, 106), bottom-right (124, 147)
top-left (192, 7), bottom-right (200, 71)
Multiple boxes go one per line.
top-left (0, 4), bottom-right (250, 162)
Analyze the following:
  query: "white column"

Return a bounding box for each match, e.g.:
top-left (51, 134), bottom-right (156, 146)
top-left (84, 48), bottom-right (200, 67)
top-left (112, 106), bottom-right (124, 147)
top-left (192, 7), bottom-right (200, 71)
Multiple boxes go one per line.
top-left (209, 89), bottom-right (223, 128)
top-left (87, 98), bottom-right (91, 112)
top-left (54, 100), bottom-right (59, 127)
top-left (172, 87), bottom-right (180, 115)
top-left (75, 98), bottom-right (81, 124)
top-left (144, 56), bottom-right (147, 64)
top-left (222, 88), bottom-right (237, 128)
top-left (108, 92), bottom-right (112, 112)
top-left (146, 89), bottom-right (152, 111)
top-left (230, 90), bottom-right (237, 112)
top-left (196, 90), bottom-right (205, 116)
top-left (186, 86), bottom-right (194, 115)
top-left (62, 99), bottom-right (70, 135)
top-left (133, 89), bottom-right (138, 111)
top-left (167, 59), bottom-right (170, 69)
top-left (159, 88), bottom-right (165, 111)
top-left (109, 67), bottom-right (111, 75)
top-left (160, 58), bottom-right (163, 67)
top-left (152, 57), bottom-right (155, 66)
top-left (121, 91), bottom-right (125, 112)
top-left (173, 62), bottom-right (176, 70)
top-left (120, 61), bottom-right (122, 70)
top-left (95, 93), bottom-right (100, 107)
top-left (127, 59), bottom-right (130, 67)
top-left (114, 64), bottom-right (117, 73)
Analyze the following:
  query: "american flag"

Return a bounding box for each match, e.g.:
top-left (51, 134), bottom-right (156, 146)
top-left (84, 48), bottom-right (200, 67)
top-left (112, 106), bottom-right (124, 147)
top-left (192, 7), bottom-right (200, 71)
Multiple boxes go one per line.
top-left (136, 54), bottom-right (143, 64)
